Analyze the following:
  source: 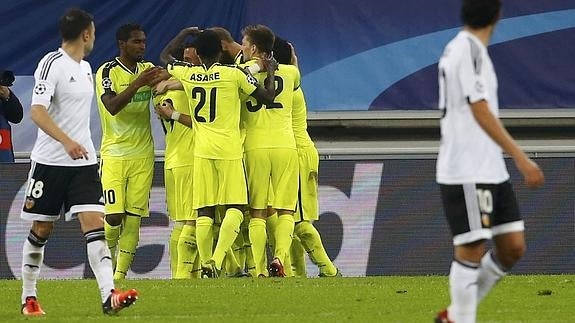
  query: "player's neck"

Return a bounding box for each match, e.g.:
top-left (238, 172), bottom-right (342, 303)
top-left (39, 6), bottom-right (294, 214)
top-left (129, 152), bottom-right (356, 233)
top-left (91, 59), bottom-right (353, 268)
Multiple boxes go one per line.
top-left (118, 56), bottom-right (137, 72)
top-left (61, 41), bottom-right (85, 63)
top-left (230, 42), bottom-right (242, 57)
top-left (464, 25), bottom-right (494, 47)
top-left (201, 58), bottom-right (218, 69)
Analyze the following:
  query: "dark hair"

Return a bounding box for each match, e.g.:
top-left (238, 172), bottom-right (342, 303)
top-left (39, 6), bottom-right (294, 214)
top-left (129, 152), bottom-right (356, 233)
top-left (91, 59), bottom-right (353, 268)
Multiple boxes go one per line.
top-left (209, 27), bottom-right (235, 43)
top-left (242, 25), bottom-right (275, 55)
top-left (116, 24), bottom-right (144, 42)
top-left (59, 8), bottom-right (93, 41)
top-left (191, 30), bottom-right (222, 59)
top-left (461, 0), bottom-right (502, 28)
top-left (272, 37), bottom-right (292, 65)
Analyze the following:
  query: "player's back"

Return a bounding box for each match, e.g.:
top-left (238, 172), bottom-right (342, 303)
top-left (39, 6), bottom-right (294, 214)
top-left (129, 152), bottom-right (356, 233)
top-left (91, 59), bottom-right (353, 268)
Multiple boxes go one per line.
top-left (168, 61), bottom-right (257, 160)
top-left (241, 62), bottom-right (299, 151)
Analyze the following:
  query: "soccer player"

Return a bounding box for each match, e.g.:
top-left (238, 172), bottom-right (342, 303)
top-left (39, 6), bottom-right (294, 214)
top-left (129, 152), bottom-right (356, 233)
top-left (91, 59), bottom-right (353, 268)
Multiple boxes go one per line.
top-left (434, 1), bottom-right (544, 322)
top-left (95, 23), bottom-right (165, 280)
top-left (240, 25), bottom-right (300, 277)
top-left (272, 38), bottom-right (340, 277)
top-left (20, 8), bottom-right (137, 316)
top-left (153, 87), bottom-right (197, 279)
top-left (155, 38), bottom-right (200, 279)
top-left (160, 30), bottom-right (277, 277)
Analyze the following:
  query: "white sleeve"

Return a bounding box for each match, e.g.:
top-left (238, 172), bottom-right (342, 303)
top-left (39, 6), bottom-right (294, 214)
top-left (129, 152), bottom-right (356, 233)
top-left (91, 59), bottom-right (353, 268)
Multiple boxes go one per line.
top-left (31, 56), bottom-right (59, 109)
top-left (458, 42), bottom-right (488, 105)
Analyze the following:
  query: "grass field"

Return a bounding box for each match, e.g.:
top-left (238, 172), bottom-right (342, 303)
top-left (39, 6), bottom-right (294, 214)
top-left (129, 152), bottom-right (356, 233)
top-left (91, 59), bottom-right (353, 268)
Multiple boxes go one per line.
top-left (0, 275), bottom-right (572, 322)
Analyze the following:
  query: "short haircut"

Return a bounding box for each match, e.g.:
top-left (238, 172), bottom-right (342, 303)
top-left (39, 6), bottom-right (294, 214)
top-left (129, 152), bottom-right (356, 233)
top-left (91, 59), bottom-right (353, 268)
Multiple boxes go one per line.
top-left (209, 27), bottom-right (235, 43)
top-left (272, 37), bottom-right (292, 65)
top-left (116, 23), bottom-right (144, 42)
top-left (59, 8), bottom-right (93, 41)
top-left (461, 0), bottom-right (502, 28)
top-left (192, 30), bottom-right (222, 59)
top-left (242, 25), bottom-right (275, 55)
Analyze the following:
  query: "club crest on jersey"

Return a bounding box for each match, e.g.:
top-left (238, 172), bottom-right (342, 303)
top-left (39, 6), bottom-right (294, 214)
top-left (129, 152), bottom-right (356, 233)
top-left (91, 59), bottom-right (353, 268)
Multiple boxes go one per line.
top-left (34, 83), bottom-right (46, 95)
top-left (481, 213), bottom-right (490, 227)
top-left (102, 77), bottom-right (112, 89)
top-left (24, 197), bottom-right (35, 210)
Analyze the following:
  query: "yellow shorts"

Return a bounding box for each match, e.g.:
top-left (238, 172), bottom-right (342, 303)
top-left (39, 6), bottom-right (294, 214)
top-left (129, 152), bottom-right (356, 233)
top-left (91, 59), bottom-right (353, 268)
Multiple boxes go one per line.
top-left (244, 148), bottom-right (298, 211)
top-left (192, 157), bottom-right (248, 209)
top-left (165, 166), bottom-right (197, 221)
top-left (100, 157), bottom-right (154, 217)
top-left (294, 146), bottom-right (319, 222)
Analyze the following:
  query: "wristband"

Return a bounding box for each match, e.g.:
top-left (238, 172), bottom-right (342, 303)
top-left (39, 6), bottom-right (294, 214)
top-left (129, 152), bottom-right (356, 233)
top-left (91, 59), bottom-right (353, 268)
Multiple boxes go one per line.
top-left (171, 111), bottom-right (181, 121)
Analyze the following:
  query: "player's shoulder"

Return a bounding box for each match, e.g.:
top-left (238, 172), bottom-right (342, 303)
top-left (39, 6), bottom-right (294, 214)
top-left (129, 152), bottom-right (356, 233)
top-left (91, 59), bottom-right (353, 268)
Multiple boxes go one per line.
top-left (97, 59), bottom-right (120, 74)
top-left (139, 61), bottom-right (156, 70)
top-left (36, 50), bottom-right (66, 80)
top-left (167, 59), bottom-right (194, 69)
top-left (278, 64), bottom-right (299, 77)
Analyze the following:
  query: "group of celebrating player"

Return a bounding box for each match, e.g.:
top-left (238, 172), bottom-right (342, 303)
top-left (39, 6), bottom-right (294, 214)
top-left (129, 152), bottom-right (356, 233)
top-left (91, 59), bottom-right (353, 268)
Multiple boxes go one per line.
top-left (95, 23), bottom-right (340, 281)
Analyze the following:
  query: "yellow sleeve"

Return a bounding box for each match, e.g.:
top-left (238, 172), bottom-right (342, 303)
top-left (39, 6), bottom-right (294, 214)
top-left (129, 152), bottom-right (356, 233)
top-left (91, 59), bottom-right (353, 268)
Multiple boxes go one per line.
top-left (235, 67), bottom-right (258, 96)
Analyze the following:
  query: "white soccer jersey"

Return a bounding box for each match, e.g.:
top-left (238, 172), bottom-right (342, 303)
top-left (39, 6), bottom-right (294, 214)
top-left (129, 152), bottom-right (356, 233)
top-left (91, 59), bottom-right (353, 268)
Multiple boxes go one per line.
top-left (30, 48), bottom-right (97, 166)
top-left (436, 30), bottom-right (509, 184)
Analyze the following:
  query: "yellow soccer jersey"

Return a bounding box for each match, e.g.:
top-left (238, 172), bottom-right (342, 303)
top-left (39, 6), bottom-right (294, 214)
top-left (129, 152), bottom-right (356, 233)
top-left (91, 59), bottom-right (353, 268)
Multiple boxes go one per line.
top-left (292, 87), bottom-right (315, 149)
top-left (95, 58), bottom-right (154, 159)
top-left (240, 61), bottom-right (299, 151)
top-left (153, 87), bottom-right (194, 169)
top-left (167, 61), bottom-right (258, 160)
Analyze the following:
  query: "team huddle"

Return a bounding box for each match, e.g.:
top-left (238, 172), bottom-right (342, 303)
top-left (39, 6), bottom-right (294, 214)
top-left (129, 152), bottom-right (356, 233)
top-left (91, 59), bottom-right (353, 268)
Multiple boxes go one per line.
top-left (18, 1), bottom-right (545, 322)
top-left (94, 23), bottom-right (339, 281)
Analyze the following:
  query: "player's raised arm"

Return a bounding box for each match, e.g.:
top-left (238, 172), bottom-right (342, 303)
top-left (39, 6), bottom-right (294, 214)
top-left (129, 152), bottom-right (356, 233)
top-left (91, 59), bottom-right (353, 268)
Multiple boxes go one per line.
top-left (159, 27), bottom-right (201, 65)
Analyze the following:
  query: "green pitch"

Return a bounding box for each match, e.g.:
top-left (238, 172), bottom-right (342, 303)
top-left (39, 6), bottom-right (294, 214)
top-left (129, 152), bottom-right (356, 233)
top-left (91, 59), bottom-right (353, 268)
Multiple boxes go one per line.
top-left (0, 275), bottom-right (573, 322)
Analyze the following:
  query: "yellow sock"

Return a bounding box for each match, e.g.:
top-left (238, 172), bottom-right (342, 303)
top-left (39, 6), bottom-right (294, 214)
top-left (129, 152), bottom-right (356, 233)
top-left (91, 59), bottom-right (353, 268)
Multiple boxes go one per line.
top-left (195, 216), bottom-right (214, 265)
top-left (232, 227), bottom-right (246, 271)
top-left (283, 250), bottom-right (294, 277)
top-left (223, 247), bottom-right (241, 276)
top-left (244, 234), bottom-right (256, 277)
top-left (169, 221), bottom-right (184, 278)
top-left (175, 224), bottom-right (197, 279)
top-left (212, 208), bottom-right (243, 270)
top-left (104, 218), bottom-right (121, 269)
top-left (295, 221), bottom-right (337, 276)
top-left (114, 215), bottom-right (141, 279)
top-left (249, 217), bottom-right (267, 276)
top-left (290, 235), bottom-right (307, 278)
top-left (191, 253), bottom-right (201, 278)
top-left (266, 212), bottom-right (278, 251)
top-left (274, 214), bottom-right (295, 264)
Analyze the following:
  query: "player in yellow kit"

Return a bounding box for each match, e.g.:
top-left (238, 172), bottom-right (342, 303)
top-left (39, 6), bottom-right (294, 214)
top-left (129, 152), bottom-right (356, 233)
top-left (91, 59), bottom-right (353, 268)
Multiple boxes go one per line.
top-left (157, 32), bottom-right (203, 279)
top-left (273, 37), bottom-right (340, 277)
top-left (240, 25), bottom-right (299, 277)
top-left (158, 30), bottom-right (277, 277)
top-left (95, 24), bottom-right (165, 279)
